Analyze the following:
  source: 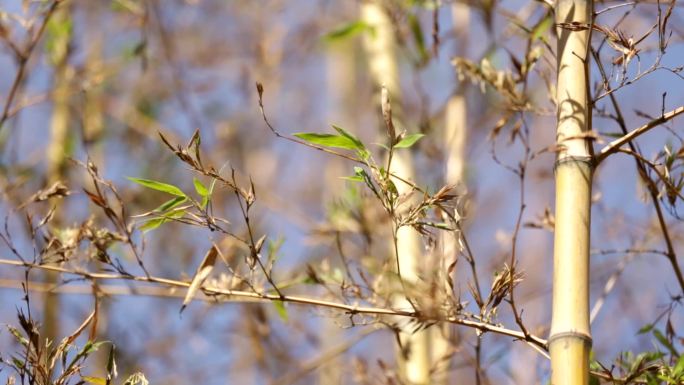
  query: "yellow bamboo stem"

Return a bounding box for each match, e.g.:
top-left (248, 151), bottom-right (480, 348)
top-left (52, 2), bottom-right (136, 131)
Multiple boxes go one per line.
top-left (43, 3), bottom-right (74, 344)
top-left (361, 2), bottom-right (430, 383)
top-left (431, 3), bottom-right (471, 383)
top-left (321, 22), bottom-right (358, 385)
top-left (551, 1), bottom-right (593, 384)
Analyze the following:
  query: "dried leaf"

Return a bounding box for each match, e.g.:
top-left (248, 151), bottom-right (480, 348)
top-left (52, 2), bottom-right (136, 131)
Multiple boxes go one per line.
top-left (19, 182), bottom-right (71, 208)
top-left (381, 86), bottom-right (396, 142)
top-left (180, 246), bottom-right (219, 313)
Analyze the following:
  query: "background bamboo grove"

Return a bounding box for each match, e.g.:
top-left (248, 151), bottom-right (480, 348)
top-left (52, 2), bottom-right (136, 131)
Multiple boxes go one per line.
top-left (1, 1), bottom-right (684, 384)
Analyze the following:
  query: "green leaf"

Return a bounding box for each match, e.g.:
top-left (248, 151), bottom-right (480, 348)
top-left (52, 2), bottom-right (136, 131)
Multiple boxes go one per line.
top-left (637, 323), bottom-right (654, 335)
top-left (408, 13), bottom-right (428, 64)
top-left (323, 20), bottom-right (373, 42)
top-left (293, 133), bottom-right (359, 150)
top-left (394, 133), bottom-right (425, 148)
top-left (333, 125), bottom-right (368, 153)
top-left (273, 300), bottom-right (288, 321)
top-left (193, 178), bottom-right (209, 197)
top-left (341, 175), bottom-right (365, 182)
top-left (139, 218), bottom-right (166, 232)
top-left (673, 354), bottom-right (684, 377)
top-left (531, 15), bottom-right (553, 41)
top-left (201, 178), bottom-right (217, 209)
top-left (7, 326), bottom-right (28, 346)
top-left (588, 374), bottom-right (600, 385)
top-left (653, 329), bottom-right (679, 357)
top-left (127, 177), bottom-right (186, 197)
top-left (155, 196), bottom-right (187, 212)
top-left (332, 125), bottom-right (365, 150)
top-left (166, 209), bottom-right (187, 219)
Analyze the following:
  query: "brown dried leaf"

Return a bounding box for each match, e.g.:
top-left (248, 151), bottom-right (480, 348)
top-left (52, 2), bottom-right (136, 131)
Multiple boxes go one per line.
top-left (19, 182), bottom-right (70, 208)
top-left (181, 245), bottom-right (219, 313)
top-left (381, 85), bottom-right (396, 143)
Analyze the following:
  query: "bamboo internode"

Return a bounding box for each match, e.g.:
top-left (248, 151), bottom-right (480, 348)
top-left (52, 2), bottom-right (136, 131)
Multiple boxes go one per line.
top-left (551, 0), bottom-right (594, 384)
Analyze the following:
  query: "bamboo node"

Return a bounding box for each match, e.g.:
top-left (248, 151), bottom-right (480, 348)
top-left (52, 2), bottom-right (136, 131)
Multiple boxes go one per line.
top-left (548, 330), bottom-right (592, 345)
top-left (553, 155), bottom-right (595, 173)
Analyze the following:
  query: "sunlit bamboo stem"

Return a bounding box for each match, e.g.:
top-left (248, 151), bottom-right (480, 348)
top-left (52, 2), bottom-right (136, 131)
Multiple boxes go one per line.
top-left (321, 18), bottom-right (359, 385)
top-left (432, 3), bottom-right (470, 383)
top-left (551, 1), bottom-right (593, 384)
top-left (44, 3), bottom-right (74, 344)
top-left (361, 2), bottom-right (430, 383)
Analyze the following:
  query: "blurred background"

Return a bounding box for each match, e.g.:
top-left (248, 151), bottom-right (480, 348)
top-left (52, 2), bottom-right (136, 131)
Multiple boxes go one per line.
top-left (1, 0), bottom-right (683, 384)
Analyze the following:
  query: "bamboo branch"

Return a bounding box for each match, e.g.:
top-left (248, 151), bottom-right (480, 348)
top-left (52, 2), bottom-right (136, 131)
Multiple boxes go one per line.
top-left (0, 0), bottom-right (64, 131)
top-left (596, 105), bottom-right (684, 164)
top-left (0, 257), bottom-right (548, 352)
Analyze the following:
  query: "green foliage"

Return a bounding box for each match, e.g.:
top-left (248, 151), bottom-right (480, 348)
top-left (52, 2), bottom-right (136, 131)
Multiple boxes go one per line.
top-left (127, 177), bottom-right (187, 197)
top-left (294, 125), bottom-right (370, 160)
top-left (408, 13), bottom-right (429, 65)
top-left (0, 308), bottom-right (145, 385)
top-left (531, 14), bottom-right (553, 42)
top-left (293, 132), bottom-right (359, 149)
top-left (394, 133), bottom-right (425, 148)
top-left (593, 324), bottom-right (684, 384)
top-left (273, 300), bottom-right (288, 322)
top-left (323, 20), bottom-right (374, 42)
top-left (45, 11), bottom-right (73, 64)
top-left (128, 175), bottom-right (217, 232)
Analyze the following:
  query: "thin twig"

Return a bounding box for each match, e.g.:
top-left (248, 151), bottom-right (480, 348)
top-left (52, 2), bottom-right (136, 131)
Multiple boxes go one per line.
top-left (596, 105), bottom-right (684, 163)
top-left (0, 0), bottom-right (64, 131)
top-left (0, 257), bottom-right (549, 352)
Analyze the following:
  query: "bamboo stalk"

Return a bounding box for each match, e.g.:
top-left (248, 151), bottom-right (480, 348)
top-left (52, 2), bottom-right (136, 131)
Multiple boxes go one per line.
top-left (431, 3), bottom-right (471, 383)
top-left (550, 1), bottom-right (593, 384)
top-left (43, 3), bottom-right (74, 344)
top-left (360, 2), bottom-right (430, 383)
top-left (321, 20), bottom-right (358, 385)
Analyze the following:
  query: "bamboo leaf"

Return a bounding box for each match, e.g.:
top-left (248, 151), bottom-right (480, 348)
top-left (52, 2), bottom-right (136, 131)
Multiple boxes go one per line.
top-left (408, 13), bottom-right (428, 63)
top-left (156, 196), bottom-right (187, 212)
top-left (637, 323), bottom-right (654, 335)
top-left (332, 125), bottom-right (365, 150)
top-left (323, 20), bottom-right (372, 41)
top-left (139, 218), bottom-right (165, 232)
top-left (394, 133), bottom-right (425, 148)
top-left (673, 354), bottom-right (684, 377)
top-left (127, 177), bottom-right (186, 197)
top-left (653, 329), bottom-right (679, 356)
top-left (531, 15), bottom-right (553, 41)
top-left (293, 133), bottom-right (359, 150)
top-left (341, 175), bottom-right (364, 182)
top-left (273, 300), bottom-right (288, 321)
top-left (200, 178), bottom-right (217, 209)
top-left (193, 178), bottom-right (208, 197)
top-left (181, 246), bottom-right (219, 313)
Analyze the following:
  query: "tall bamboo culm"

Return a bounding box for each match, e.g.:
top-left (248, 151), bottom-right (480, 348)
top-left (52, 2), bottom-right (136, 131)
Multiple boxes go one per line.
top-left (44, 3), bottom-right (74, 343)
top-left (361, 2), bottom-right (430, 383)
top-left (321, 27), bottom-right (358, 385)
top-left (430, 3), bottom-right (470, 384)
top-left (551, 1), bottom-right (593, 384)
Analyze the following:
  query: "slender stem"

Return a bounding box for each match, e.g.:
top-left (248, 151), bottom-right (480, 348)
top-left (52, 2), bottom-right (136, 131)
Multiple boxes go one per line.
top-left (0, 0), bottom-right (63, 131)
top-left (596, 105), bottom-right (684, 163)
top-left (0, 257), bottom-right (548, 351)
